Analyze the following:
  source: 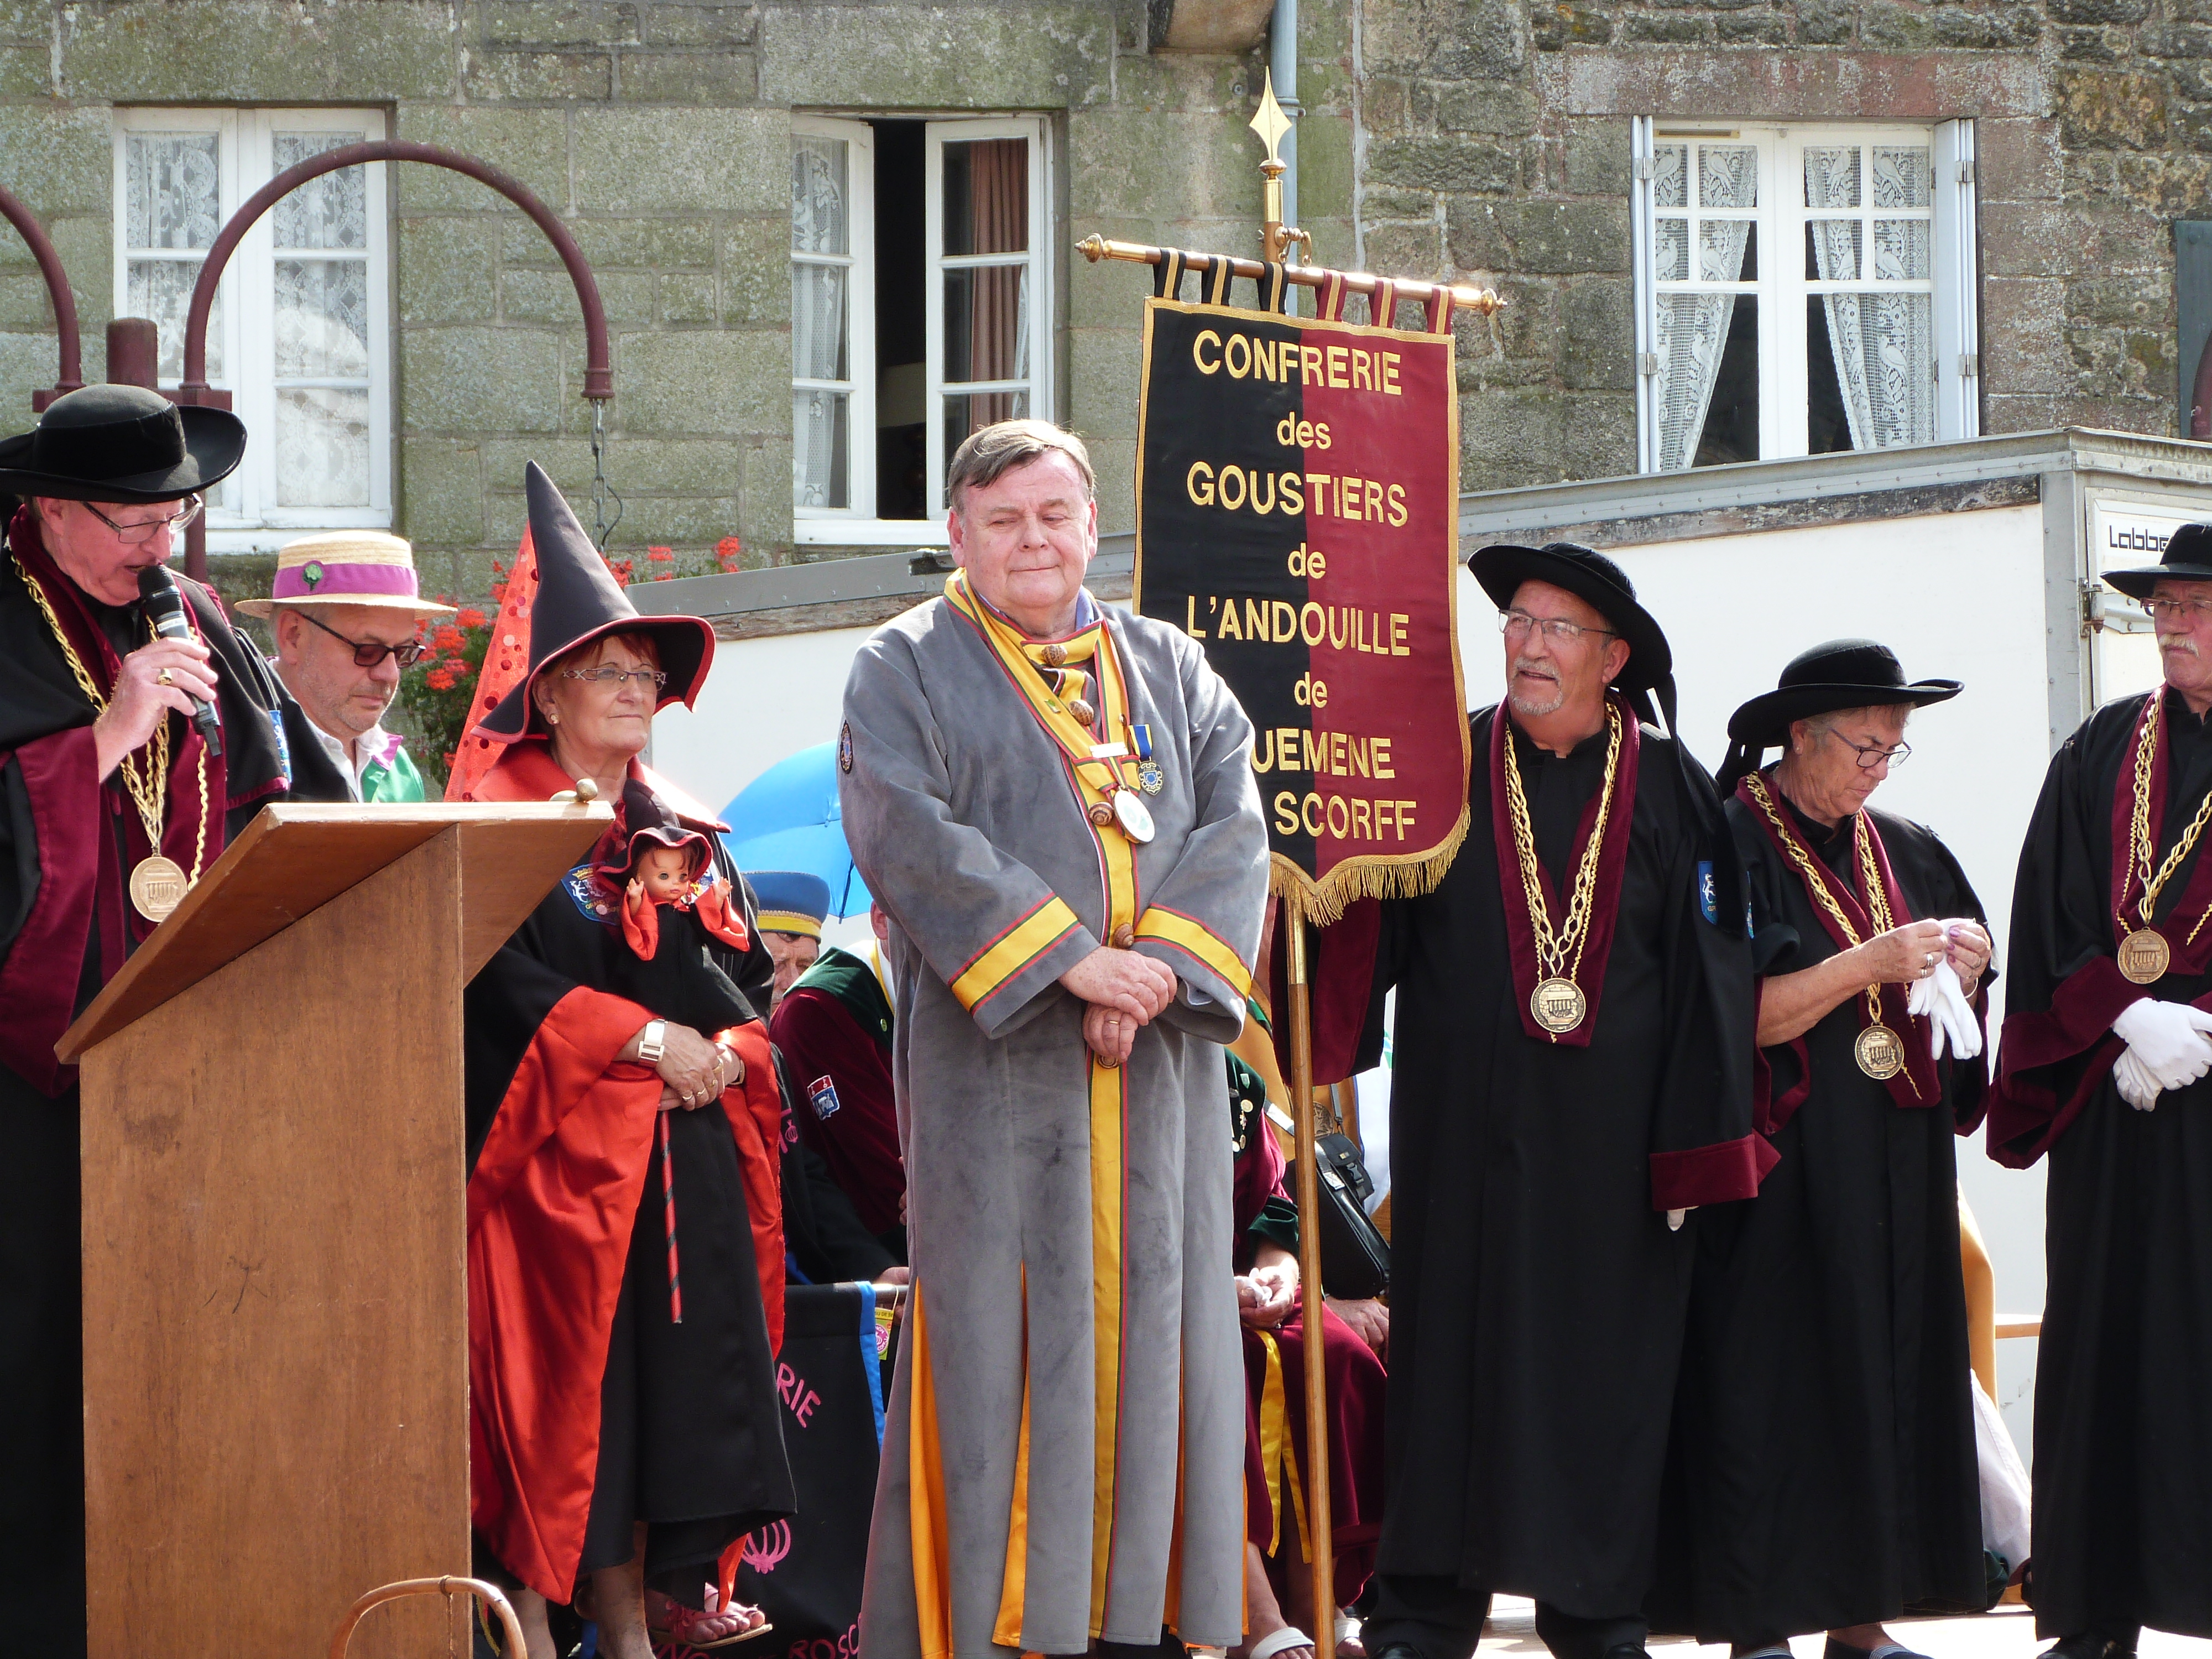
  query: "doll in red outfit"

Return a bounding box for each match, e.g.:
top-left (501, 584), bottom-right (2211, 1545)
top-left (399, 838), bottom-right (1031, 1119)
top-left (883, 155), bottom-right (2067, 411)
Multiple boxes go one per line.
top-left (594, 780), bottom-right (759, 1039)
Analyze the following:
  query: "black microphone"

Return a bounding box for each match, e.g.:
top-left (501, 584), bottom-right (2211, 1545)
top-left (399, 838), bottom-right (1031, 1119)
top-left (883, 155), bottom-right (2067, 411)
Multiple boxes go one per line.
top-left (137, 564), bottom-right (223, 758)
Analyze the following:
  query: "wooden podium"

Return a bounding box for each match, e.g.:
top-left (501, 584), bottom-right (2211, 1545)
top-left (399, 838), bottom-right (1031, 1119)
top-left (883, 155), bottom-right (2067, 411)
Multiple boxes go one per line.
top-left (56, 802), bottom-right (611, 1659)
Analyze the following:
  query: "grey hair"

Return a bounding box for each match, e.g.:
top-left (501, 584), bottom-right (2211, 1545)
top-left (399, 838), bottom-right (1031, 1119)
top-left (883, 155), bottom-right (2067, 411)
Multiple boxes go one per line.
top-left (946, 419), bottom-right (1096, 512)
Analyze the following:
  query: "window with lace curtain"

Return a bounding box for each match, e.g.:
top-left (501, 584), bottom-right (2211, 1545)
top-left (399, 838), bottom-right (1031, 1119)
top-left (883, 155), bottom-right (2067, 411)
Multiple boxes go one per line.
top-left (791, 114), bottom-right (1051, 544)
top-left (113, 108), bottom-right (390, 549)
top-left (1630, 121), bottom-right (1980, 473)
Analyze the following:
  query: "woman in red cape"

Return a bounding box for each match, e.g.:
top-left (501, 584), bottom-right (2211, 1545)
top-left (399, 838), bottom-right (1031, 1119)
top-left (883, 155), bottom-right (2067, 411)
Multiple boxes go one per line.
top-left (460, 463), bottom-right (791, 1659)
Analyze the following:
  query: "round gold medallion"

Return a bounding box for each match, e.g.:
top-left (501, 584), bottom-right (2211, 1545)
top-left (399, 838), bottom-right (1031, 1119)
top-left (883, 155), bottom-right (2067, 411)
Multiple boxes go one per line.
top-left (1530, 976), bottom-right (1588, 1035)
top-left (2119, 927), bottom-right (2171, 985)
top-left (1855, 1021), bottom-right (1906, 1080)
top-left (128, 854), bottom-right (189, 923)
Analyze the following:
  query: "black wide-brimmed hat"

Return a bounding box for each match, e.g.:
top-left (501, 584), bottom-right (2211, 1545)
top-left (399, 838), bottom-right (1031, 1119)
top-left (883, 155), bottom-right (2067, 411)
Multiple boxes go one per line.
top-left (475, 461), bottom-right (715, 740)
top-left (1718, 638), bottom-right (1961, 792)
top-left (1467, 540), bottom-right (1672, 694)
top-left (593, 777), bottom-right (709, 880)
top-left (2103, 521), bottom-right (2212, 599)
top-left (0, 383), bottom-right (246, 504)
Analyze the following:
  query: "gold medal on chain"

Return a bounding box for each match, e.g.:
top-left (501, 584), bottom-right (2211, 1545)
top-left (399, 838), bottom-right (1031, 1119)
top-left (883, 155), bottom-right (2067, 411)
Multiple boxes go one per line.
top-left (1501, 704), bottom-right (1623, 1037)
top-left (1854, 1022), bottom-right (1906, 1080)
top-left (2116, 697), bottom-right (2212, 984)
top-left (2118, 928), bottom-right (2172, 985)
top-left (1745, 773), bottom-right (1922, 1086)
top-left (13, 552), bottom-right (209, 924)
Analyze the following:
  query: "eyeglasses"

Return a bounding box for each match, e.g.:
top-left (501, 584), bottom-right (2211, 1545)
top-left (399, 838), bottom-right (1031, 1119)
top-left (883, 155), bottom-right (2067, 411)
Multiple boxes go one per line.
top-left (1825, 730), bottom-right (1911, 771)
top-left (1500, 608), bottom-right (1617, 645)
top-left (561, 665), bottom-right (669, 688)
top-left (2147, 596), bottom-right (2212, 627)
top-left (85, 494), bottom-right (203, 545)
top-left (299, 608), bottom-right (428, 669)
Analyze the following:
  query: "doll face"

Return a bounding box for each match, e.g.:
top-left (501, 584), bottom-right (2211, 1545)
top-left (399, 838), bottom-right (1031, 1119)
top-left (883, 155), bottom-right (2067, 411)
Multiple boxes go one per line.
top-left (634, 844), bottom-right (694, 899)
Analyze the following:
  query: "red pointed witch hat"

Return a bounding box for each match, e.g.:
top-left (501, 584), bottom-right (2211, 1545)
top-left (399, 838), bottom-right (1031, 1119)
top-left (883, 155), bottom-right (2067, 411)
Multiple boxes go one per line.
top-left (472, 461), bottom-right (714, 742)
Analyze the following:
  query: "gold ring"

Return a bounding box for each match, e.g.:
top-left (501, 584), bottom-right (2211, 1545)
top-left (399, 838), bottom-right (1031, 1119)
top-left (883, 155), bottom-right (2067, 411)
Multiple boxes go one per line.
top-left (156, 667), bottom-right (174, 686)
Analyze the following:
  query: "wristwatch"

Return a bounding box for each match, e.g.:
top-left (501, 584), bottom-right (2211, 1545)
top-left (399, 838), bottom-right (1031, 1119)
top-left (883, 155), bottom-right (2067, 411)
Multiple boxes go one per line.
top-left (637, 1019), bottom-right (668, 1064)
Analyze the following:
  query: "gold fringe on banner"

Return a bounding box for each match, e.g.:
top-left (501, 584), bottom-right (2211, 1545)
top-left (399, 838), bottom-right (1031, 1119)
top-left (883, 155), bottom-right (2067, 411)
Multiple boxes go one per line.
top-left (1266, 802), bottom-right (1472, 928)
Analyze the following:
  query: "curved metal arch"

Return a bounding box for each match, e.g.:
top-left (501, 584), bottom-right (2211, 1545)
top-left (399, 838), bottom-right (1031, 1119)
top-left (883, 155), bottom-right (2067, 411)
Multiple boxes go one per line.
top-left (0, 182), bottom-right (85, 407)
top-left (179, 139), bottom-right (611, 403)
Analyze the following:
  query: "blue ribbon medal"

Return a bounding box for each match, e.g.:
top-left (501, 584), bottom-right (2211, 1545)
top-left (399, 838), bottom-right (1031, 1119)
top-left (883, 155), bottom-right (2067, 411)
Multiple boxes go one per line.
top-left (1130, 721), bottom-right (1165, 795)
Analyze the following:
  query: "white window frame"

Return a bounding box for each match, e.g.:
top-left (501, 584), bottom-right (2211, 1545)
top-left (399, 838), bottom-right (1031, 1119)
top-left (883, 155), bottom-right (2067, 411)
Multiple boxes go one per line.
top-left (114, 106), bottom-right (393, 551)
top-left (791, 113), bottom-right (1053, 546)
top-left (1630, 117), bottom-right (1979, 473)
top-left (791, 114), bottom-right (878, 535)
top-left (923, 116), bottom-right (1053, 523)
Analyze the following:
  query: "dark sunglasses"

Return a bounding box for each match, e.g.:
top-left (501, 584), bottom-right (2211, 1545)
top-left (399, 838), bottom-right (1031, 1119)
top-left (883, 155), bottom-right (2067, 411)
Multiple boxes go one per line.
top-left (299, 608), bottom-right (428, 669)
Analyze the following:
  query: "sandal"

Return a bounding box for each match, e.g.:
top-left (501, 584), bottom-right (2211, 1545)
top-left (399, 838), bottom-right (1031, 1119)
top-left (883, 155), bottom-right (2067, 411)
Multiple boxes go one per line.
top-left (644, 1587), bottom-right (775, 1651)
top-left (1247, 1627), bottom-right (1316, 1659)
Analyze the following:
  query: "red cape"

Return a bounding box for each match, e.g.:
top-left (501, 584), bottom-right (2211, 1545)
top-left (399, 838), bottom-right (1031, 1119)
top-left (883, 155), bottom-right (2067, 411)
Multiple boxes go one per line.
top-left (465, 744), bottom-right (784, 1603)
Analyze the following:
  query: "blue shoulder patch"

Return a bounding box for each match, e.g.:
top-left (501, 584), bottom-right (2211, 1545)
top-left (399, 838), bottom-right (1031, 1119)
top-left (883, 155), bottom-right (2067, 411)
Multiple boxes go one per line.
top-left (1697, 859), bottom-right (1719, 926)
top-left (564, 864), bottom-right (619, 925)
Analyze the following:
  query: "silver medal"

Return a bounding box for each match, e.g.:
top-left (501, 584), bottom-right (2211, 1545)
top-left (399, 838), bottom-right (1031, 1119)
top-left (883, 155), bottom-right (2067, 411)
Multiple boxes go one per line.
top-left (1112, 787), bottom-right (1155, 844)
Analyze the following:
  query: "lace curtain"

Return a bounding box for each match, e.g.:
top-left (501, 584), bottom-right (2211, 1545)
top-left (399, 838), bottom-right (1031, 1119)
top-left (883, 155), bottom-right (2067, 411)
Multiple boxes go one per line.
top-left (270, 132), bottom-right (371, 508)
top-left (1652, 145), bottom-right (1755, 472)
top-left (791, 137), bottom-right (850, 509)
top-left (124, 134), bottom-right (223, 382)
top-left (1805, 145), bottom-right (1935, 452)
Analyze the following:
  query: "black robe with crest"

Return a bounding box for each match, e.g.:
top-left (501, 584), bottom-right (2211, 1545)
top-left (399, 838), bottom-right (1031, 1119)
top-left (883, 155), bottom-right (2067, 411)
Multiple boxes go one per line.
top-left (1674, 788), bottom-right (1991, 1642)
top-left (1988, 688), bottom-right (2212, 1641)
top-left (1355, 705), bottom-right (1761, 1618)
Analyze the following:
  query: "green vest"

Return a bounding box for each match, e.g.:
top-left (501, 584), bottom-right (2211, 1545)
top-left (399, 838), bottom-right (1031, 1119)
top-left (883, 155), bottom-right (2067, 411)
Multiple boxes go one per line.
top-left (360, 740), bottom-right (426, 804)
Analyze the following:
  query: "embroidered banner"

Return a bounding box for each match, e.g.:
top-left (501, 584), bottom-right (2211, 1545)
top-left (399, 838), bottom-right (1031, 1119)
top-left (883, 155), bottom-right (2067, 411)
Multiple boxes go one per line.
top-left (1134, 293), bottom-right (1469, 922)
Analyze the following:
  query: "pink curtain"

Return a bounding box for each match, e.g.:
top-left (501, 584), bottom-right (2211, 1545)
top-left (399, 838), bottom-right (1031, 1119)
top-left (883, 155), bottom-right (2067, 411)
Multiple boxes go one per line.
top-left (966, 140), bottom-right (1025, 427)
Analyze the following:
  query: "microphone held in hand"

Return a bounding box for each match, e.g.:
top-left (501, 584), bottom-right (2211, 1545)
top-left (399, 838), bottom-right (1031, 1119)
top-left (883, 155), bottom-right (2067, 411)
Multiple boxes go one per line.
top-left (136, 564), bottom-right (223, 758)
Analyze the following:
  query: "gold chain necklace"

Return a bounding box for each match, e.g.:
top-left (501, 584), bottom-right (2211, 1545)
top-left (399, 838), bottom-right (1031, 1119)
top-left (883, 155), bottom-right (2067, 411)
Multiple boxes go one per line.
top-left (2115, 695), bottom-right (2212, 983)
top-left (1746, 771), bottom-right (1911, 1081)
top-left (1502, 702), bottom-right (1622, 1035)
top-left (12, 550), bottom-right (210, 921)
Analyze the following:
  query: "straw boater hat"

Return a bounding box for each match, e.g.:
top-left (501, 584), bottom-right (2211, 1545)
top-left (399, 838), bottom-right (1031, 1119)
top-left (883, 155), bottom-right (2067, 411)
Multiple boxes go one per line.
top-left (236, 531), bottom-right (457, 620)
top-left (1718, 639), bottom-right (1961, 794)
top-left (0, 382), bottom-right (246, 504)
top-left (2100, 521), bottom-right (2212, 599)
top-left (473, 461), bottom-right (714, 741)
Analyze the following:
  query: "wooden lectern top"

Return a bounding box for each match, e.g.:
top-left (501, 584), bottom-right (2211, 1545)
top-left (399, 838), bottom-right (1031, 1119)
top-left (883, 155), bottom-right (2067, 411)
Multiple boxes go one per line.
top-left (56, 800), bottom-right (612, 1062)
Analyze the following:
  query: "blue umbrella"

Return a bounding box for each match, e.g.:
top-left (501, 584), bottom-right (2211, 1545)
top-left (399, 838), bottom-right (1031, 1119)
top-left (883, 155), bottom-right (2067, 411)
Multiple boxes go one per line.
top-left (719, 742), bottom-right (872, 919)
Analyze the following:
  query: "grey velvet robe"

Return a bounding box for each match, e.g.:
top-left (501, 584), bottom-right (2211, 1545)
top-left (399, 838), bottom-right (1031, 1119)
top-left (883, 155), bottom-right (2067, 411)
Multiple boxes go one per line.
top-left (843, 584), bottom-right (1269, 1658)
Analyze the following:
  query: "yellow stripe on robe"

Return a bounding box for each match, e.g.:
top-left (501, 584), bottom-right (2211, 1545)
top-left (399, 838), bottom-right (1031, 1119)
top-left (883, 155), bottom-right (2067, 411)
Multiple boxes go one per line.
top-left (950, 896), bottom-right (1083, 1013)
top-left (1134, 905), bottom-right (1255, 999)
top-left (907, 1284), bottom-right (955, 1659)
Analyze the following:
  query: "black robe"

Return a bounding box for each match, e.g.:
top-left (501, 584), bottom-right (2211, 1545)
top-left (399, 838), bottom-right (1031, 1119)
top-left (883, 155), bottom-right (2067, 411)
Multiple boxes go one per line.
top-left (464, 822), bottom-right (795, 1593)
top-left (1358, 706), bottom-right (1760, 1618)
top-left (1677, 791), bottom-right (1990, 1642)
top-left (0, 519), bottom-right (288, 1658)
top-left (1989, 688), bottom-right (2212, 1640)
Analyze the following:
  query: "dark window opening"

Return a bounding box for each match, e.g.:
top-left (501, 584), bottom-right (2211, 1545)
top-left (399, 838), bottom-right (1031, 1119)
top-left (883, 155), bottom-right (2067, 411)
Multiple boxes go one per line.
top-left (871, 118), bottom-right (928, 520)
top-left (1693, 297), bottom-right (1759, 468)
top-left (1806, 298), bottom-right (1853, 455)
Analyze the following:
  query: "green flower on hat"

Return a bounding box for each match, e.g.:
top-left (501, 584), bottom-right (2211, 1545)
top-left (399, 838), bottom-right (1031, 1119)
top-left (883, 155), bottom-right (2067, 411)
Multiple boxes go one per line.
top-left (302, 560), bottom-right (325, 589)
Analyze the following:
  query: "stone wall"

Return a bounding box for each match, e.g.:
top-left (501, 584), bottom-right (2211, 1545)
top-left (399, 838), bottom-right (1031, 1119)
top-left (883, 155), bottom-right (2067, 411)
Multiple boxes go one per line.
top-left (0, 0), bottom-right (1355, 602)
top-left (1344, 0), bottom-right (2196, 490)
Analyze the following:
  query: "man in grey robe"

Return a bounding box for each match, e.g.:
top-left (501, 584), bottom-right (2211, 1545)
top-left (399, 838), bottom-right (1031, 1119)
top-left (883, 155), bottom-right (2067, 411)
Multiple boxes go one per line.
top-left (842, 420), bottom-right (1269, 1659)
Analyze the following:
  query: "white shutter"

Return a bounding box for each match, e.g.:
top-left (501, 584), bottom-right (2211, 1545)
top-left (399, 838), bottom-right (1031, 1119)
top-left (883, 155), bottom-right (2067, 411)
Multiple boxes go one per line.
top-left (1932, 118), bottom-right (1981, 442)
top-left (1630, 116), bottom-right (1658, 473)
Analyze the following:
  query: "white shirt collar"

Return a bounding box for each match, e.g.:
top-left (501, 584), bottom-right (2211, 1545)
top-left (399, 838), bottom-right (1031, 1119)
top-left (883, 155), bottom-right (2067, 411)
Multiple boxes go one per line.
top-left (303, 714), bottom-right (393, 801)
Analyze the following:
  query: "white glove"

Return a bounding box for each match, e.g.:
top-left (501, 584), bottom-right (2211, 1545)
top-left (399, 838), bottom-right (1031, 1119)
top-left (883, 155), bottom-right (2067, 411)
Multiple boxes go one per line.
top-left (2110, 997), bottom-right (2212, 1092)
top-left (1907, 959), bottom-right (1983, 1061)
top-left (2112, 1047), bottom-right (2163, 1112)
top-left (1666, 1208), bottom-right (1690, 1232)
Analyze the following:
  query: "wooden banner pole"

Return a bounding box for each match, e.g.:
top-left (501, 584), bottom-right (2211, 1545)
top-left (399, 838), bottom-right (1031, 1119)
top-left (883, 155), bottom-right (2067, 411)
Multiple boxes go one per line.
top-left (1285, 916), bottom-right (1334, 1644)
